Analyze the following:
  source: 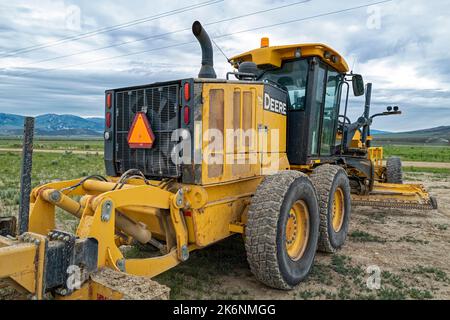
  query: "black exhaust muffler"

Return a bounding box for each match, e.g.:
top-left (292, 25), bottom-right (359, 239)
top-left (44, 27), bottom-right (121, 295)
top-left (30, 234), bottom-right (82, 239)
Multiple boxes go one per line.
top-left (192, 21), bottom-right (217, 79)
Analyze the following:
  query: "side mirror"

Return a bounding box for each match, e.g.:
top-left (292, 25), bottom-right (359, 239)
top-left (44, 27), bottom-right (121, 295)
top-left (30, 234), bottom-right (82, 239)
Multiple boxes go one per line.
top-left (352, 74), bottom-right (365, 97)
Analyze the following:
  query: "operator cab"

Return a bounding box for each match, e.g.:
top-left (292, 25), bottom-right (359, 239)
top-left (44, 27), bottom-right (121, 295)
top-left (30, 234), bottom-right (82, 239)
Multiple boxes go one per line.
top-left (230, 40), bottom-right (366, 166)
top-left (258, 58), bottom-right (344, 165)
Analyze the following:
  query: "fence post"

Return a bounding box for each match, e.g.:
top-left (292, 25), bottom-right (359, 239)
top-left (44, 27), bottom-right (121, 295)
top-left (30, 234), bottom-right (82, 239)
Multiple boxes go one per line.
top-left (18, 117), bottom-right (34, 235)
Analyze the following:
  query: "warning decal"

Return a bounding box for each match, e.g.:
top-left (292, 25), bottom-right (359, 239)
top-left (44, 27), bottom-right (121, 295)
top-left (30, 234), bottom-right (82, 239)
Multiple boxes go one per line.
top-left (127, 112), bottom-right (155, 149)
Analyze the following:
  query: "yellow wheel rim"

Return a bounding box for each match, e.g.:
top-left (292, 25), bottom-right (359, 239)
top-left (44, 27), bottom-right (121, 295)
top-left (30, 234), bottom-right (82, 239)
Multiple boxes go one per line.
top-left (332, 187), bottom-right (345, 232)
top-left (285, 200), bottom-right (310, 261)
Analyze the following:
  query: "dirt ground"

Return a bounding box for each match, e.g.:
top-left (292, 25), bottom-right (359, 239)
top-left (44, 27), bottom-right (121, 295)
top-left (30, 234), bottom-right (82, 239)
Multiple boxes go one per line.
top-left (1, 171), bottom-right (449, 300)
top-left (155, 171), bottom-right (450, 300)
top-left (229, 171), bottom-right (450, 300)
top-left (390, 161), bottom-right (450, 169)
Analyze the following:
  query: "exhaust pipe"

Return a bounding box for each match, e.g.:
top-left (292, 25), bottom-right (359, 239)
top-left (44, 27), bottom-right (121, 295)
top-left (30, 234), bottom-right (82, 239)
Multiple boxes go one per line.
top-left (192, 21), bottom-right (217, 79)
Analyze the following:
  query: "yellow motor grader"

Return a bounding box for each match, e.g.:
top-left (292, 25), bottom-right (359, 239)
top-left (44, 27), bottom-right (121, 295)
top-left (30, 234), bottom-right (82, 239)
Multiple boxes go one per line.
top-left (0, 21), bottom-right (436, 299)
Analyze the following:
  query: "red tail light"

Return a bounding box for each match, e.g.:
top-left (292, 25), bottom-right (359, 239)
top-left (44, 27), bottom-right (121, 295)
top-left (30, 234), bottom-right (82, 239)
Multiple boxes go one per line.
top-left (106, 112), bottom-right (112, 128)
top-left (183, 106), bottom-right (190, 125)
top-left (106, 93), bottom-right (112, 108)
top-left (184, 83), bottom-right (190, 102)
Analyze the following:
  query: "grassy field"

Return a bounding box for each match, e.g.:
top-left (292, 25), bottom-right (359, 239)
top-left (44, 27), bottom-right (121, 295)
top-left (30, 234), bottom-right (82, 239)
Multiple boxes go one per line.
top-left (1, 139), bottom-right (450, 163)
top-left (0, 148), bottom-right (448, 213)
top-left (381, 145), bottom-right (450, 163)
top-left (0, 138), bottom-right (103, 151)
top-left (0, 151), bottom-right (104, 217)
top-left (0, 143), bottom-right (448, 217)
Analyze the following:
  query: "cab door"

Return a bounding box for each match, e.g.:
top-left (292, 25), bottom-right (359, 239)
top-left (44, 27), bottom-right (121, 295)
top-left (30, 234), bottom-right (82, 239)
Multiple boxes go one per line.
top-left (305, 62), bottom-right (342, 160)
top-left (319, 68), bottom-right (341, 156)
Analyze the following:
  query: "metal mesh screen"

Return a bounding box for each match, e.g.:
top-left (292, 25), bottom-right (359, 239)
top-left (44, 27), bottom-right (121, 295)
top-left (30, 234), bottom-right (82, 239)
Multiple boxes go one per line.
top-left (115, 83), bottom-right (180, 178)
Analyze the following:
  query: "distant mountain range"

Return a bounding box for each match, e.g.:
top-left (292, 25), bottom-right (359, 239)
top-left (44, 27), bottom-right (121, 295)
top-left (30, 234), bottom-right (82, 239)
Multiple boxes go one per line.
top-left (373, 126), bottom-right (450, 144)
top-left (370, 129), bottom-right (391, 135)
top-left (0, 113), bottom-right (448, 144)
top-left (0, 113), bottom-right (104, 136)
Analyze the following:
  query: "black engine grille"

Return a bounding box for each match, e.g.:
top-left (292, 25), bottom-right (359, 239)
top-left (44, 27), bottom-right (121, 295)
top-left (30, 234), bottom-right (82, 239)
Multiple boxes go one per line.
top-left (115, 83), bottom-right (180, 178)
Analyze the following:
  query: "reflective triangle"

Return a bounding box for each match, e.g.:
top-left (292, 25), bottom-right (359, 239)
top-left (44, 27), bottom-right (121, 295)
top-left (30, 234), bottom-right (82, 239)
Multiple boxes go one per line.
top-left (127, 112), bottom-right (155, 149)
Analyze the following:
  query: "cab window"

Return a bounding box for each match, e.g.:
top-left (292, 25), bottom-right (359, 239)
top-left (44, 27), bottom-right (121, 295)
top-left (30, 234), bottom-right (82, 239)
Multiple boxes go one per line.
top-left (259, 59), bottom-right (309, 111)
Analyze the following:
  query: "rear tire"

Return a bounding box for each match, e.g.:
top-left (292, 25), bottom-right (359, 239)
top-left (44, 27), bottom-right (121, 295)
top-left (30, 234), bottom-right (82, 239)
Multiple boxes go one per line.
top-left (386, 157), bottom-right (403, 184)
top-left (310, 165), bottom-right (352, 253)
top-left (245, 171), bottom-right (319, 290)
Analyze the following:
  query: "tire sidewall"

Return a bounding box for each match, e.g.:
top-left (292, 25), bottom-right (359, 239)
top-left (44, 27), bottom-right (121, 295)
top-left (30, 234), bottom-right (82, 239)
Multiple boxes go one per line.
top-left (276, 177), bottom-right (319, 287)
top-left (326, 171), bottom-right (351, 249)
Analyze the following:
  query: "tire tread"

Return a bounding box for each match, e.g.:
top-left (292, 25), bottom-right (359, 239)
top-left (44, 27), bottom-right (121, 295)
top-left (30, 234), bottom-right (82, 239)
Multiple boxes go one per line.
top-left (245, 171), bottom-right (307, 289)
top-left (310, 165), bottom-right (349, 253)
top-left (386, 157), bottom-right (403, 184)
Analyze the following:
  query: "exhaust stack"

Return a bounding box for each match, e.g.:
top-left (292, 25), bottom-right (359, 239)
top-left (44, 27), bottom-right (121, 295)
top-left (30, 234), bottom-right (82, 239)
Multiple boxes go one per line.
top-left (192, 21), bottom-right (217, 79)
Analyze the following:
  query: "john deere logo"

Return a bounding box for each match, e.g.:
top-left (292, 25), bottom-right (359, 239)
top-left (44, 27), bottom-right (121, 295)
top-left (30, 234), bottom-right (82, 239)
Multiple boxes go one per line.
top-left (264, 93), bottom-right (287, 116)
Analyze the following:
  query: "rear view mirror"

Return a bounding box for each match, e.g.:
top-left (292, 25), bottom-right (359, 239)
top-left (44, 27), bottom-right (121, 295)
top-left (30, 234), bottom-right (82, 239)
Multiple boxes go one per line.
top-left (352, 74), bottom-right (365, 96)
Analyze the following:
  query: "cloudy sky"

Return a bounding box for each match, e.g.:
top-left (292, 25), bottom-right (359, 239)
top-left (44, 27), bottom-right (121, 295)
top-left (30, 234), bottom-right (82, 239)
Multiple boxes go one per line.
top-left (0, 0), bottom-right (449, 131)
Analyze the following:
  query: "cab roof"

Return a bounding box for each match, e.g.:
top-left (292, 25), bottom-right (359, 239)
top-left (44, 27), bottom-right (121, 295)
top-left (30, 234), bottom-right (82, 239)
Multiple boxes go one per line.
top-left (230, 43), bottom-right (349, 73)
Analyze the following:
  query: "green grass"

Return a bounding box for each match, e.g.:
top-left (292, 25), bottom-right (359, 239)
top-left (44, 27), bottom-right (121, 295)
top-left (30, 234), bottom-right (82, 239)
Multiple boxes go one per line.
top-left (349, 230), bottom-right (386, 243)
top-left (0, 151), bottom-right (104, 217)
top-left (1, 140), bottom-right (449, 163)
top-left (330, 255), bottom-right (364, 278)
top-left (1, 139), bottom-right (449, 164)
top-left (381, 145), bottom-right (450, 163)
top-left (402, 266), bottom-right (450, 283)
top-left (0, 138), bottom-right (103, 151)
top-left (435, 224), bottom-right (449, 231)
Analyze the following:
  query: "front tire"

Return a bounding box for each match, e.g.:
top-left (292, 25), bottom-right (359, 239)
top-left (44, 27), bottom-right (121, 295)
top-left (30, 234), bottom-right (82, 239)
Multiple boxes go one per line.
top-left (310, 165), bottom-right (352, 253)
top-left (245, 171), bottom-right (320, 290)
top-left (386, 157), bottom-right (403, 184)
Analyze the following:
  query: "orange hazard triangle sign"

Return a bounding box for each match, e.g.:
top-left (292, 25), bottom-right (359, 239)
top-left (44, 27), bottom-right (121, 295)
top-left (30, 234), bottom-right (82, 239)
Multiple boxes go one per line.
top-left (127, 112), bottom-right (155, 149)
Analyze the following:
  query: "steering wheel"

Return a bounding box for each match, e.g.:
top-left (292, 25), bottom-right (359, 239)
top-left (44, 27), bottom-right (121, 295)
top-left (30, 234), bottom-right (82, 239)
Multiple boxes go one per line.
top-left (289, 96), bottom-right (306, 111)
top-left (338, 115), bottom-right (351, 124)
top-left (338, 115), bottom-right (351, 133)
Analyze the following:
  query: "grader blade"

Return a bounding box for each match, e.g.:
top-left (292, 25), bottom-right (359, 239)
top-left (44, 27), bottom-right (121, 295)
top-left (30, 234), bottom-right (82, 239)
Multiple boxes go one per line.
top-left (351, 183), bottom-right (438, 210)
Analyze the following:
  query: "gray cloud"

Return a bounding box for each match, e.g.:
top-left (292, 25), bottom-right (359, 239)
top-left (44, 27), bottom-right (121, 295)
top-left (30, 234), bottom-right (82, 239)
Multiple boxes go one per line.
top-left (0, 0), bottom-right (449, 131)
